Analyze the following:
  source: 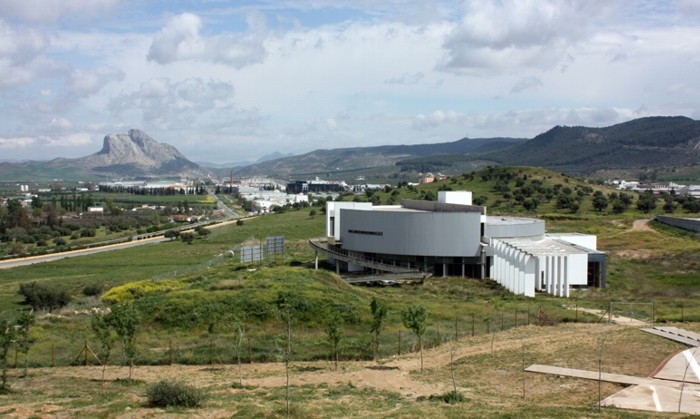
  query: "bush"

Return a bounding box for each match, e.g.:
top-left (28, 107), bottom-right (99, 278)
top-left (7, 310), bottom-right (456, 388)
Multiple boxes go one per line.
top-left (82, 284), bottom-right (103, 297)
top-left (18, 282), bottom-right (71, 312)
top-left (146, 380), bottom-right (204, 408)
top-left (427, 390), bottom-right (468, 404)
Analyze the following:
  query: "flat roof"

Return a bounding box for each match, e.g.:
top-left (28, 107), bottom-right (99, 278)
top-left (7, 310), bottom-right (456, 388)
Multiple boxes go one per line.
top-left (496, 236), bottom-right (594, 256)
top-left (486, 216), bottom-right (542, 226)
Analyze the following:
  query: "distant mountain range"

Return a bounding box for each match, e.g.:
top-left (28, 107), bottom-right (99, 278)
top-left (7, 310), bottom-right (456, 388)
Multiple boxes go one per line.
top-left (233, 116), bottom-right (700, 182)
top-left (232, 137), bottom-right (526, 178)
top-left (2, 116), bottom-right (699, 183)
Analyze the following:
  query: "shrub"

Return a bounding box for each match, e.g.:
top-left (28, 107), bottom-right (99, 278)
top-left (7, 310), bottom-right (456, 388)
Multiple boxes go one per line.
top-left (428, 390), bottom-right (468, 404)
top-left (83, 284), bottom-right (103, 297)
top-left (18, 282), bottom-right (71, 312)
top-left (101, 280), bottom-right (186, 304)
top-left (146, 380), bottom-right (204, 408)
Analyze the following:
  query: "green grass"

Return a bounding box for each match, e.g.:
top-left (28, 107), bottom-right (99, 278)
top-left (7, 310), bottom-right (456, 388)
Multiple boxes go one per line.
top-left (4, 167), bottom-right (700, 416)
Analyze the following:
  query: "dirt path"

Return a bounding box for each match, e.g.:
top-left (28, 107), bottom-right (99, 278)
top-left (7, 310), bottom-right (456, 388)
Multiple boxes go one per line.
top-left (629, 219), bottom-right (653, 232)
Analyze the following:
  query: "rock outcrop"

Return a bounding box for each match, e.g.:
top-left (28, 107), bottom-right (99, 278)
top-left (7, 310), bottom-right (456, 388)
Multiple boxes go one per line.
top-left (46, 129), bottom-right (207, 178)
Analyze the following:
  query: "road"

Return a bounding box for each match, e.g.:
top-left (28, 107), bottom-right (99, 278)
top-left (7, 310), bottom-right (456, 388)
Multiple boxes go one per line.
top-left (0, 235), bottom-right (170, 269)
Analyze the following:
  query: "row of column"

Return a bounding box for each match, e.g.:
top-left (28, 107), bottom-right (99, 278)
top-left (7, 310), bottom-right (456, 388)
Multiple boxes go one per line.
top-left (491, 240), bottom-right (570, 298)
top-left (491, 240), bottom-right (535, 297)
top-left (538, 254), bottom-right (569, 297)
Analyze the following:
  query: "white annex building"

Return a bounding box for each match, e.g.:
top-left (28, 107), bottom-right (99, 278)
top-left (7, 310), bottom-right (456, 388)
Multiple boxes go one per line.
top-left (310, 191), bottom-right (605, 298)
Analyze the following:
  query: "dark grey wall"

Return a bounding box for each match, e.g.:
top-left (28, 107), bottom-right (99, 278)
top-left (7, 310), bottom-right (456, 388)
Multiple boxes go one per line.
top-left (656, 215), bottom-right (700, 232)
top-left (340, 209), bottom-right (482, 257)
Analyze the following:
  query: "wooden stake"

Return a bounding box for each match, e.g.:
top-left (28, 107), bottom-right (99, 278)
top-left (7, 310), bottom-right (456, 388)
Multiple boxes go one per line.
top-left (397, 330), bottom-right (401, 356)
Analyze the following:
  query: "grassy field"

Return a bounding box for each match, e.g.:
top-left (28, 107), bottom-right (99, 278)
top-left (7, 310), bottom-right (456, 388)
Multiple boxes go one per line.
top-left (2, 167), bottom-right (700, 416)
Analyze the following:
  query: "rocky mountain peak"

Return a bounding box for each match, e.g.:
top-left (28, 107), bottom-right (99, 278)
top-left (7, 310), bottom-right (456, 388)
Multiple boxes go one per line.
top-left (98, 129), bottom-right (186, 166)
top-left (60, 129), bottom-right (204, 177)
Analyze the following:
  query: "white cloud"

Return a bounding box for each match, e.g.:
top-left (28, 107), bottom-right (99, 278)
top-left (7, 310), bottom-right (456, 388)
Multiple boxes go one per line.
top-left (0, 19), bottom-right (52, 86)
top-left (0, 0), bottom-right (121, 23)
top-left (440, 0), bottom-right (607, 73)
top-left (0, 133), bottom-right (93, 155)
top-left (412, 110), bottom-right (465, 130)
top-left (50, 117), bottom-right (72, 129)
top-left (107, 77), bottom-right (265, 139)
top-left (0, 136), bottom-right (35, 150)
top-left (510, 76), bottom-right (543, 94)
top-left (385, 72), bottom-right (425, 85)
top-left (147, 12), bottom-right (268, 68)
top-left (0, 1), bottom-right (699, 164)
top-left (67, 66), bottom-right (125, 97)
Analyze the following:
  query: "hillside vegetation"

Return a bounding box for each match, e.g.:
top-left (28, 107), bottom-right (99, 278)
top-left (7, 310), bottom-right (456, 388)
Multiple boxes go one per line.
top-left (2, 166), bottom-right (700, 417)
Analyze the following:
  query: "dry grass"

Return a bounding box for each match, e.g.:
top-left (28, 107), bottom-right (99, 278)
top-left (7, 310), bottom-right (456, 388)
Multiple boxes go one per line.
top-left (0, 321), bottom-right (692, 418)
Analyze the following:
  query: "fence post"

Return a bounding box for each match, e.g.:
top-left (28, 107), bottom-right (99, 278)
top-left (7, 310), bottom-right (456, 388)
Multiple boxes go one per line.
top-left (51, 341), bottom-right (55, 368)
top-left (248, 336), bottom-right (252, 364)
top-left (169, 338), bottom-right (173, 365)
top-left (471, 314), bottom-right (475, 337)
top-left (527, 306), bottom-right (530, 326)
top-left (397, 330), bottom-right (401, 356)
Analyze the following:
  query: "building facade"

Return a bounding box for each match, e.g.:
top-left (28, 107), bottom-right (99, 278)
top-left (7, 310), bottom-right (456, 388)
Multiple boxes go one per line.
top-left (312, 191), bottom-right (605, 298)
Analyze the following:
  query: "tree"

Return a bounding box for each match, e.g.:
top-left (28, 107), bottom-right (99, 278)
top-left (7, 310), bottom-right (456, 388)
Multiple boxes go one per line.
top-left (401, 304), bottom-right (428, 372)
top-left (636, 191), bottom-right (657, 214)
top-left (325, 311), bottom-right (343, 371)
top-left (592, 194), bottom-right (609, 212)
top-left (15, 310), bottom-right (35, 376)
top-left (18, 282), bottom-right (71, 312)
top-left (91, 312), bottom-right (117, 382)
top-left (229, 315), bottom-right (246, 387)
top-left (275, 291), bottom-right (298, 417)
top-left (369, 298), bottom-right (387, 361)
top-left (663, 199), bottom-right (677, 213)
top-left (164, 229), bottom-right (180, 241)
top-left (0, 319), bottom-right (15, 393)
top-left (107, 303), bottom-right (141, 381)
top-left (180, 232), bottom-right (195, 244)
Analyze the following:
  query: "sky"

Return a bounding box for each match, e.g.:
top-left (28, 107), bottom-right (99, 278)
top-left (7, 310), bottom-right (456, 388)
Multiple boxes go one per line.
top-left (1, 0), bottom-right (700, 164)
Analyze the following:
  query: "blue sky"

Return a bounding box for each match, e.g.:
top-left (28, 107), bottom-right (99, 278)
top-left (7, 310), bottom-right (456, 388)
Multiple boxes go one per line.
top-left (1, 0), bottom-right (699, 164)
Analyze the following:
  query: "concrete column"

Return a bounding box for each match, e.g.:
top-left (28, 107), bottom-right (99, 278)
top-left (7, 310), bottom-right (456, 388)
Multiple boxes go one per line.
top-left (563, 256), bottom-right (569, 298)
top-left (548, 255), bottom-right (556, 296)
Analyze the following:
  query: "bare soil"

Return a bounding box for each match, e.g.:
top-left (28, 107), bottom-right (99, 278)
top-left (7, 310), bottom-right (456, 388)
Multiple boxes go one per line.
top-left (1, 322), bottom-right (689, 418)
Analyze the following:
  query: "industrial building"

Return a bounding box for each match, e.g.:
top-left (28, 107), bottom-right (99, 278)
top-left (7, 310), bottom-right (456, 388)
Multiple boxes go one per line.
top-left (310, 191), bottom-right (605, 298)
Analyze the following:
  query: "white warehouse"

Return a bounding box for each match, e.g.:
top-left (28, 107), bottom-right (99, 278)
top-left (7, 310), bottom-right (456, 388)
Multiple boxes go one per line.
top-left (310, 191), bottom-right (605, 298)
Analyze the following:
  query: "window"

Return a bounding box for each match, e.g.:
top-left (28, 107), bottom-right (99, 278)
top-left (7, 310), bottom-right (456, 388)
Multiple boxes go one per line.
top-left (348, 229), bottom-right (383, 236)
